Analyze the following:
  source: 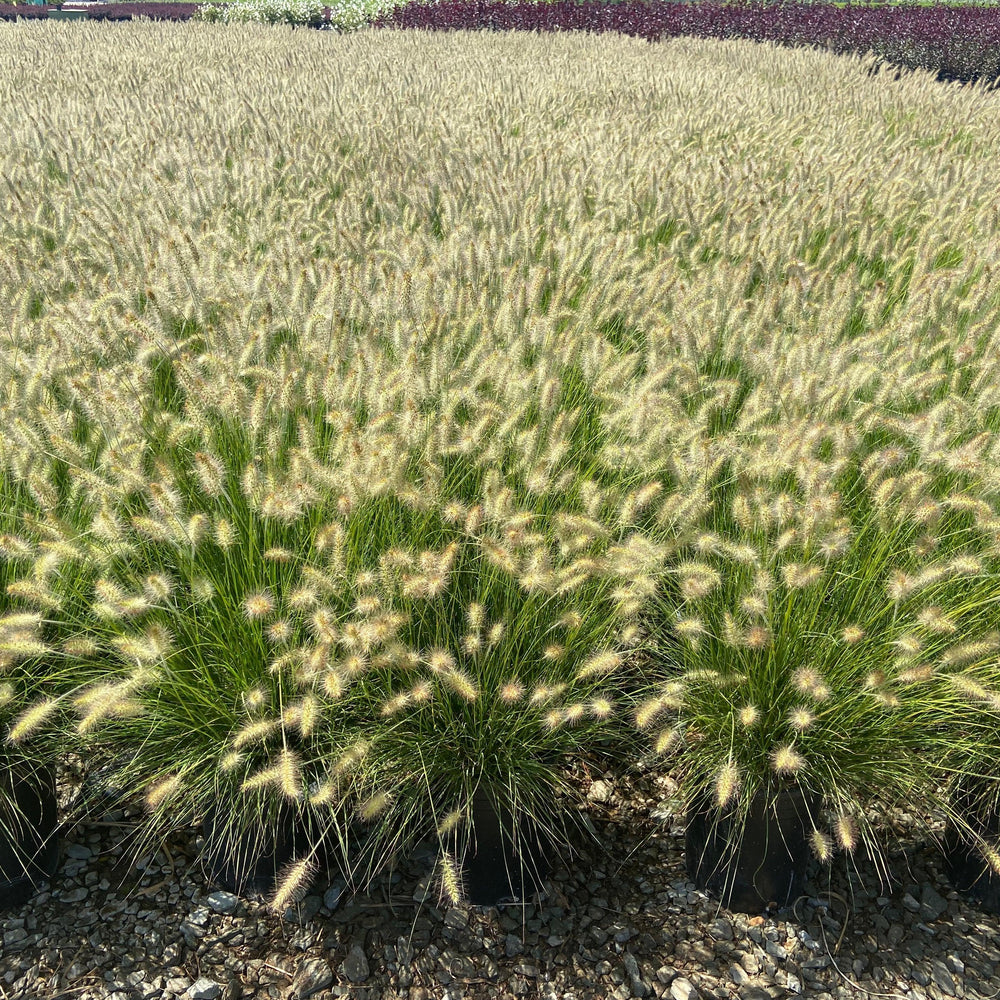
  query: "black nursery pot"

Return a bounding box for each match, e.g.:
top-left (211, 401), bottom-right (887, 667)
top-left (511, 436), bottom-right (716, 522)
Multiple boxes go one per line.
top-left (0, 763), bottom-right (60, 911)
top-left (462, 787), bottom-right (554, 906)
top-left (686, 783), bottom-right (817, 913)
top-left (201, 799), bottom-right (328, 900)
top-left (942, 776), bottom-right (1000, 915)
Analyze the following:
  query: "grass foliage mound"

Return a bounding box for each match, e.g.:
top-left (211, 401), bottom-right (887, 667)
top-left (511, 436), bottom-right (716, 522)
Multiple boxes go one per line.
top-left (2, 21), bottom-right (1000, 904)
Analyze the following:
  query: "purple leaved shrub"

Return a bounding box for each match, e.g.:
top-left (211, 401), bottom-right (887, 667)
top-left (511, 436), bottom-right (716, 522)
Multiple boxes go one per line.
top-left (86, 2), bottom-right (200, 19)
top-left (1, 3), bottom-right (51, 19)
top-left (370, 1), bottom-right (1000, 91)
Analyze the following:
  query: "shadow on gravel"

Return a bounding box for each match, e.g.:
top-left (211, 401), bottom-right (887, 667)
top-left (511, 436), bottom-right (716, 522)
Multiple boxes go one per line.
top-left (3, 760), bottom-right (1000, 999)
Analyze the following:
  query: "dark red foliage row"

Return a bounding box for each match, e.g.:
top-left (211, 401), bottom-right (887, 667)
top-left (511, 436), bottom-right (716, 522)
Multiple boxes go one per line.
top-left (85, 3), bottom-right (199, 19)
top-left (1, 4), bottom-right (51, 19)
top-left (370, 0), bottom-right (1000, 88)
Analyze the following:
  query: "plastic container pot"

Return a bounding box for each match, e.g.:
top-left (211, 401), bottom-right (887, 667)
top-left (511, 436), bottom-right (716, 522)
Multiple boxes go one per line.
top-left (461, 787), bottom-right (554, 907)
top-left (685, 782), bottom-right (817, 914)
top-left (942, 775), bottom-right (1000, 914)
top-left (0, 762), bottom-right (60, 911)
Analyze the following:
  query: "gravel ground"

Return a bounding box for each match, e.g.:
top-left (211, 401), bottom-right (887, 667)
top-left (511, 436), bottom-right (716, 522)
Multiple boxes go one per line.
top-left (2, 758), bottom-right (999, 1000)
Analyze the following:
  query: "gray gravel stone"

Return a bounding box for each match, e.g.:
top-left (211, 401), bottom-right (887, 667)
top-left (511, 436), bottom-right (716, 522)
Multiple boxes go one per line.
top-left (187, 979), bottom-right (221, 1000)
top-left (588, 780), bottom-right (613, 803)
top-left (342, 944), bottom-right (370, 983)
top-left (920, 886), bottom-right (949, 922)
top-left (323, 883), bottom-right (343, 911)
top-left (670, 976), bottom-right (699, 1000)
top-left (931, 960), bottom-right (957, 996)
top-left (709, 918), bottom-right (734, 941)
top-left (64, 843), bottom-right (93, 860)
top-left (61, 887), bottom-right (89, 903)
top-left (729, 964), bottom-right (750, 985)
top-left (289, 958), bottom-right (333, 1000)
top-left (206, 891), bottom-right (239, 914)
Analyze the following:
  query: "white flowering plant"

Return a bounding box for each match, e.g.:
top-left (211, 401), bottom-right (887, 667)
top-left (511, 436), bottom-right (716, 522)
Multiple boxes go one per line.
top-left (637, 438), bottom-right (1000, 871)
top-left (194, 0), bottom-right (402, 30)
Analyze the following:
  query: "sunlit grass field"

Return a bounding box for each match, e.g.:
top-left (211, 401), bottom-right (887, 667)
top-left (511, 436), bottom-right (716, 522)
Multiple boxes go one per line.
top-left (2, 20), bottom-right (1000, 903)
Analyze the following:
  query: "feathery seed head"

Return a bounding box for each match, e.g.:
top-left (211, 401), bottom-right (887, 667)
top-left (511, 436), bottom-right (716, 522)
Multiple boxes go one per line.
top-left (739, 705), bottom-right (760, 727)
top-left (835, 813), bottom-right (858, 851)
top-left (782, 563), bottom-right (823, 589)
top-left (288, 586), bottom-right (320, 611)
top-left (426, 648), bottom-right (456, 674)
top-left (499, 679), bottom-right (525, 703)
top-left (309, 608), bottom-right (339, 644)
top-left (897, 663), bottom-right (935, 684)
top-left (145, 775), bottom-right (182, 811)
top-left (893, 634), bottom-right (922, 657)
top-left (269, 857), bottom-right (317, 913)
top-left (442, 668), bottom-right (479, 702)
top-left (62, 638), bottom-right (99, 658)
top-left (715, 761), bottom-right (741, 808)
top-left (214, 517), bottom-right (235, 549)
top-left (276, 748), bottom-right (302, 800)
top-left (740, 593), bottom-right (768, 618)
top-left (437, 807), bottom-right (465, 837)
top-left (529, 683), bottom-right (567, 706)
top-left (193, 451), bottom-right (226, 497)
top-left (233, 718), bottom-right (279, 748)
top-left (438, 851), bottom-right (466, 907)
top-left (143, 574), bottom-right (174, 601)
top-left (771, 744), bottom-right (806, 776)
top-left (788, 707), bottom-right (815, 731)
top-left (267, 619), bottom-right (293, 645)
top-left (792, 666), bottom-right (831, 701)
top-left (409, 680), bottom-right (433, 704)
top-left (0, 629), bottom-right (50, 659)
top-left (191, 577), bottom-right (215, 602)
top-left (655, 726), bottom-right (683, 755)
top-left (242, 687), bottom-right (270, 712)
top-left (186, 513), bottom-right (208, 545)
top-left (674, 617), bottom-right (706, 642)
top-left (380, 691), bottom-right (412, 716)
top-left (589, 696), bottom-right (614, 719)
top-left (464, 506), bottom-right (484, 535)
top-left (915, 605), bottom-right (957, 634)
top-left (810, 828), bottom-right (834, 863)
top-left (841, 625), bottom-right (865, 645)
top-left (941, 634), bottom-right (1000, 668)
top-left (743, 625), bottom-right (771, 650)
top-left (576, 650), bottom-right (621, 681)
top-left (7, 697), bottom-right (60, 743)
top-left (243, 590), bottom-right (275, 621)
top-left (0, 534), bottom-right (34, 561)
top-left (887, 571), bottom-right (915, 602)
top-left (322, 664), bottom-right (348, 699)
top-left (358, 791), bottom-right (392, 822)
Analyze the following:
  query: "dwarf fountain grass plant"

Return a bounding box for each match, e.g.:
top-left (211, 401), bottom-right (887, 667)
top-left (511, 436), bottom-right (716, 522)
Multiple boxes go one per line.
top-left (3, 21), bottom-right (1000, 900)
top-left (33, 389), bottom-right (673, 891)
top-left (0, 469), bottom-right (116, 849)
top-left (637, 440), bottom-right (1000, 880)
